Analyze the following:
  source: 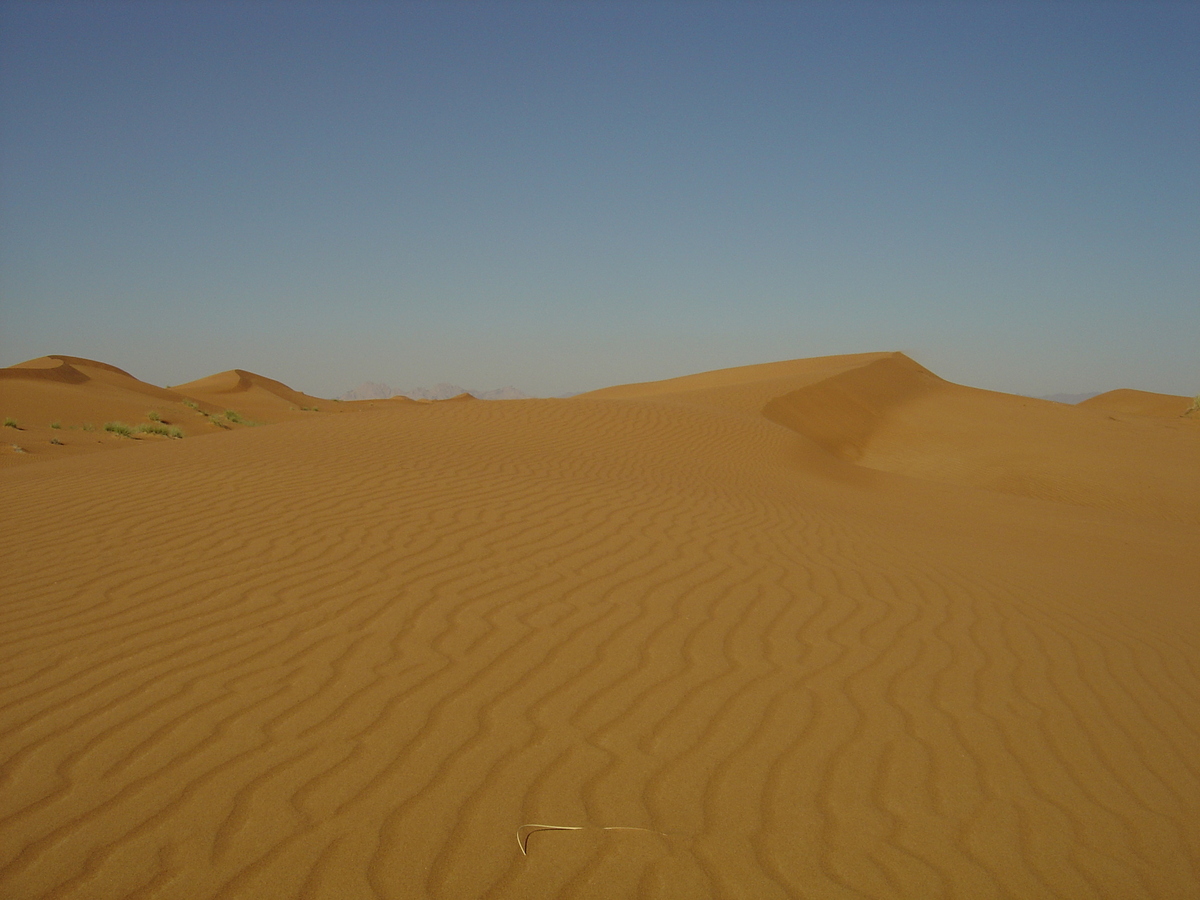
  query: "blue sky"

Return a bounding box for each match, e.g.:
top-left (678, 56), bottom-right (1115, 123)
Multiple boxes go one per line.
top-left (1, 1), bottom-right (1196, 398)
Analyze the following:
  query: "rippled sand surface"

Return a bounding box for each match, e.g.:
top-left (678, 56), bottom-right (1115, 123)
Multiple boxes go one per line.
top-left (2, 352), bottom-right (1198, 898)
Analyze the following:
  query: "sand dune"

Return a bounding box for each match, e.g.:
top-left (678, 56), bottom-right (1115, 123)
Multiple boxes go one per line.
top-left (0, 356), bottom-right (221, 467)
top-left (1079, 388), bottom-right (1195, 419)
top-left (172, 370), bottom-right (330, 422)
top-left (0, 355), bottom-right (216, 424)
top-left (0, 358), bottom-right (343, 468)
top-left (1, 352), bottom-right (1198, 899)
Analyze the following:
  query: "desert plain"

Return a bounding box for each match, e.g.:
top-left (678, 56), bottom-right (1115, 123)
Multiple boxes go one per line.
top-left (1, 350), bottom-right (1198, 899)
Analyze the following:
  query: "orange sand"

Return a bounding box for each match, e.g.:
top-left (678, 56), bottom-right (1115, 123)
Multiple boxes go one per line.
top-left (1079, 388), bottom-right (1195, 419)
top-left (0, 357), bottom-right (351, 469)
top-left (1, 351), bottom-right (1198, 898)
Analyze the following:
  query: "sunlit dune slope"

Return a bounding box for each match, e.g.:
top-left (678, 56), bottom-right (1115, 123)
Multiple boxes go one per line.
top-left (1079, 387), bottom-right (1194, 418)
top-left (0, 357), bottom-right (349, 468)
top-left (1, 352), bottom-right (1198, 899)
top-left (0, 355), bottom-right (219, 424)
top-left (580, 350), bottom-right (900, 415)
top-left (0, 356), bottom-right (229, 466)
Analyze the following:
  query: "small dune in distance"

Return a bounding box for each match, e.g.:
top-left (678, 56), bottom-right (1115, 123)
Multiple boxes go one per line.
top-left (1, 349), bottom-right (1198, 899)
top-left (0, 355), bottom-right (339, 467)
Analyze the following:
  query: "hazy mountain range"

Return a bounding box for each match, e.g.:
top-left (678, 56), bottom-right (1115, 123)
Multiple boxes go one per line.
top-left (338, 382), bottom-right (533, 401)
top-left (1038, 392), bottom-right (1102, 404)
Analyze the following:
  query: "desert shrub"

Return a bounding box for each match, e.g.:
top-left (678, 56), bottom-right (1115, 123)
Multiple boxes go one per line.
top-left (224, 409), bottom-right (243, 423)
top-left (148, 411), bottom-right (162, 422)
top-left (50, 421), bottom-right (61, 429)
top-left (3, 417), bottom-right (17, 428)
top-left (104, 422), bottom-right (133, 437)
top-left (134, 423), bottom-right (184, 439)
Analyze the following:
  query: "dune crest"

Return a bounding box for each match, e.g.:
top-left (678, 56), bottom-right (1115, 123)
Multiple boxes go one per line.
top-left (1080, 387), bottom-right (1194, 418)
top-left (172, 369), bottom-right (328, 419)
top-left (0, 357), bottom-right (343, 467)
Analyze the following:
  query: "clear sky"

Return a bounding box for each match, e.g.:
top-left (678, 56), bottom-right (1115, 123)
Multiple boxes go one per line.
top-left (1, 1), bottom-right (1196, 398)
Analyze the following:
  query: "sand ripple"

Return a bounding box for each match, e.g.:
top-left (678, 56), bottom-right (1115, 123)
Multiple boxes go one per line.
top-left (2, 360), bottom-right (1198, 898)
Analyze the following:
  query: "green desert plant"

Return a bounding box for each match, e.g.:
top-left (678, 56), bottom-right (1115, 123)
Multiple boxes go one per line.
top-left (134, 423), bottom-right (184, 439)
top-left (83, 423), bottom-right (96, 432)
top-left (104, 421), bottom-right (133, 437)
top-left (147, 411), bottom-right (162, 422)
top-left (50, 421), bottom-right (61, 429)
top-left (183, 399), bottom-right (199, 410)
top-left (1186, 394), bottom-right (1200, 417)
top-left (50, 437), bottom-right (63, 445)
top-left (224, 409), bottom-right (244, 424)
top-left (3, 417), bottom-right (18, 429)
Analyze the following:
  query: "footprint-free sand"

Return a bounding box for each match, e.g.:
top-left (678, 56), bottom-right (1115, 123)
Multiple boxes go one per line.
top-left (2, 351), bottom-right (1198, 898)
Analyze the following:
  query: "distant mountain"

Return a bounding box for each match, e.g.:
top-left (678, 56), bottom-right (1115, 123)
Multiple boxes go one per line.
top-left (1039, 392), bottom-right (1101, 405)
top-left (399, 382), bottom-right (470, 401)
top-left (472, 386), bottom-right (533, 400)
top-left (339, 381), bottom-right (533, 401)
top-left (338, 382), bottom-right (397, 401)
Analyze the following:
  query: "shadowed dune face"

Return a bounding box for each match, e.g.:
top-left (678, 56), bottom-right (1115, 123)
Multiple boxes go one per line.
top-left (1, 354), bottom-right (1198, 899)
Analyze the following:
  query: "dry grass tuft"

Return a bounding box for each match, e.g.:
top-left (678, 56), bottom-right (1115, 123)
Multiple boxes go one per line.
top-left (515, 823), bottom-right (672, 856)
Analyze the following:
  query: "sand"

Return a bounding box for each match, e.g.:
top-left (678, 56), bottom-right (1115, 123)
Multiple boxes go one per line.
top-left (1, 351), bottom-right (1198, 899)
top-left (0, 357), bottom-right (349, 469)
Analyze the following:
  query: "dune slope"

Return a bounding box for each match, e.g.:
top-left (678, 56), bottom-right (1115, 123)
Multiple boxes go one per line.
top-left (0, 358), bottom-right (348, 468)
top-left (1079, 388), bottom-right (1194, 419)
top-left (171, 370), bottom-right (329, 423)
top-left (0, 355), bottom-right (214, 425)
top-left (1, 354), bottom-right (1198, 899)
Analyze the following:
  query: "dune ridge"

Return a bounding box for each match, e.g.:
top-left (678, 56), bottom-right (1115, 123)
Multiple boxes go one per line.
top-left (172, 369), bottom-right (326, 412)
top-left (0, 355), bottom-right (199, 405)
top-left (1, 352), bottom-right (1198, 898)
top-left (0, 356), bottom-right (351, 468)
top-left (1079, 388), bottom-right (1194, 418)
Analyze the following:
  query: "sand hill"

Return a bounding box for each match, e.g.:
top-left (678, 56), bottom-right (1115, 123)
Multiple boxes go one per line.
top-left (1, 351), bottom-right (1198, 899)
top-left (172, 369), bottom-right (329, 423)
top-left (0, 355), bottom-right (215, 423)
top-left (1079, 387), bottom-right (1195, 418)
top-left (0, 358), bottom-right (344, 468)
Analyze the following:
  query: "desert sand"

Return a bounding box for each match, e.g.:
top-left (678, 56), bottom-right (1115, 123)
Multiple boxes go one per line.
top-left (0, 356), bottom-right (347, 469)
top-left (1, 351), bottom-right (1198, 899)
